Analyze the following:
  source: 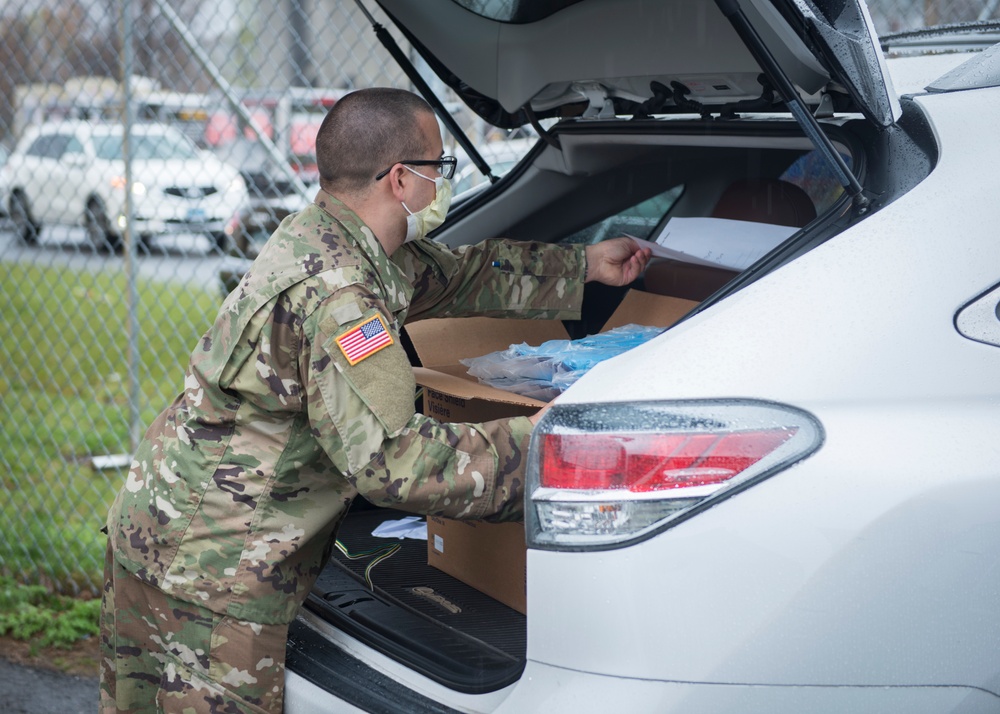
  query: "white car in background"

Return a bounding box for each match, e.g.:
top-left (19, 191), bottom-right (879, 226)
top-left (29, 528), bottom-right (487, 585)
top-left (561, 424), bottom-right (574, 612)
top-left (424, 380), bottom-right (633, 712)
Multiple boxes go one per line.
top-left (5, 120), bottom-right (248, 251)
top-left (281, 0), bottom-right (1000, 712)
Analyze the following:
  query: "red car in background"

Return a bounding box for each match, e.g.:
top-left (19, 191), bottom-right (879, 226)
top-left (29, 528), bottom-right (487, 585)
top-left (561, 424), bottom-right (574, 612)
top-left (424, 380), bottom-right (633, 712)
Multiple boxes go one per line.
top-left (206, 88), bottom-right (346, 255)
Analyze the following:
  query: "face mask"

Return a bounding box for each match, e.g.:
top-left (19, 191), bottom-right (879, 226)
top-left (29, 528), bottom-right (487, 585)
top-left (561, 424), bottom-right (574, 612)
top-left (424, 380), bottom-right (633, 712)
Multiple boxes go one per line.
top-left (401, 166), bottom-right (453, 243)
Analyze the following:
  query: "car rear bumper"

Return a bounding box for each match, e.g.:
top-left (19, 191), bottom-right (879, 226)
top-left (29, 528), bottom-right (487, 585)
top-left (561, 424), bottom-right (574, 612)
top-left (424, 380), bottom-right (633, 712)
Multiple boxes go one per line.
top-left (132, 216), bottom-right (229, 235)
top-left (490, 661), bottom-right (999, 714)
top-left (284, 630), bottom-right (1000, 714)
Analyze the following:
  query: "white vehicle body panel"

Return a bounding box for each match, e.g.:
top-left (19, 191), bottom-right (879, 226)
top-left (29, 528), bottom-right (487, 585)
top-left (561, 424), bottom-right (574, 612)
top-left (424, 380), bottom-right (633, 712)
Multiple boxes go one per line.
top-left (533, 87), bottom-right (1000, 689)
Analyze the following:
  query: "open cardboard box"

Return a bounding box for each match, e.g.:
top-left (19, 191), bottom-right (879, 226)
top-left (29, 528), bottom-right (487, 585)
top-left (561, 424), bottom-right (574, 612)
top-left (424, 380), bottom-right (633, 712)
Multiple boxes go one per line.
top-left (407, 289), bottom-right (698, 422)
top-left (409, 289), bottom-right (698, 614)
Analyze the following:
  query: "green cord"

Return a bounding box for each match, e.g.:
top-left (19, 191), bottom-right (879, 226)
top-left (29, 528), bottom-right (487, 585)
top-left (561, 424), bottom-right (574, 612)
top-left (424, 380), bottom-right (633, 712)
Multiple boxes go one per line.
top-left (335, 539), bottom-right (402, 589)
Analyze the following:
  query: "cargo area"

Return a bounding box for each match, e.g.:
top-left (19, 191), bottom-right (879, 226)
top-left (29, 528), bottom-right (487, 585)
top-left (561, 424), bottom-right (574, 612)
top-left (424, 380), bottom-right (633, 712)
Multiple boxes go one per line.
top-left (302, 504), bottom-right (527, 693)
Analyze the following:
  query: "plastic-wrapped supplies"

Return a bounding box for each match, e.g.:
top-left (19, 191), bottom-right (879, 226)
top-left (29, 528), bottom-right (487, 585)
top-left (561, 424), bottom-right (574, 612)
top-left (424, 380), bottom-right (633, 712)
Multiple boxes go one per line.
top-left (460, 324), bottom-right (664, 401)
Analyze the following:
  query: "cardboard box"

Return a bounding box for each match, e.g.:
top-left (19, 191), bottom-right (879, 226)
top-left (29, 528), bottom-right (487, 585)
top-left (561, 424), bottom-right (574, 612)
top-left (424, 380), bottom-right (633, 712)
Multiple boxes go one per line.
top-left (410, 290), bottom-right (698, 613)
top-left (643, 258), bottom-right (738, 302)
top-left (407, 289), bottom-right (698, 421)
top-left (426, 516), bottom-right (527, 614)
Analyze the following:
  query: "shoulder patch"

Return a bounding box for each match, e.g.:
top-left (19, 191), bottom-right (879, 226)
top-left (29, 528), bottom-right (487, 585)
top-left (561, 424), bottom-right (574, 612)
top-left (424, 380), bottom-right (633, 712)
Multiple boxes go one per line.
top-left (335, 314), bottom-right (394, 365)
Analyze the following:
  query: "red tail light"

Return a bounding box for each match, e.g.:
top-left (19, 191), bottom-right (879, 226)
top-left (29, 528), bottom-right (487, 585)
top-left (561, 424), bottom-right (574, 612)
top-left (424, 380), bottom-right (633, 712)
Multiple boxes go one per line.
top-left (527, 401), bottom-right (823, 549)
top-left (541, 429), bottom-right (796, 492)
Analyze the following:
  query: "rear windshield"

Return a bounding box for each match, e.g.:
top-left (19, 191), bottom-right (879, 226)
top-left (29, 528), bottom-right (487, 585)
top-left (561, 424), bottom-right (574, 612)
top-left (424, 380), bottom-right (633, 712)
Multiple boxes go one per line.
top-left (452, 0), bottom-right (583, 23)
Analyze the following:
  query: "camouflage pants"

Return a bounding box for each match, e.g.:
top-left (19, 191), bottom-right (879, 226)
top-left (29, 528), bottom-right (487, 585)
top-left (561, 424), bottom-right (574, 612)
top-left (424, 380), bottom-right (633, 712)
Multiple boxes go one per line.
top-left (99, 543), bottom-right (288, 713)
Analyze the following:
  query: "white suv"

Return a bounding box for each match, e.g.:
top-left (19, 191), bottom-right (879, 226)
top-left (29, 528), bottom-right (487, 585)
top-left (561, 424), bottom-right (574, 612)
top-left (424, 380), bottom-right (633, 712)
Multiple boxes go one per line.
top-left (5, 120), bottom-right (248, 251)
top-left (269, 1), bottom-right (1000, 712)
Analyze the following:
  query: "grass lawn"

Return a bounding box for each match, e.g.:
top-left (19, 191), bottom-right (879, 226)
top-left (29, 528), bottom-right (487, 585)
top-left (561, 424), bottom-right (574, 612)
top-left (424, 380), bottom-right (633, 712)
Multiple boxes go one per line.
top-left (0, 261), bottom-right (220, 595)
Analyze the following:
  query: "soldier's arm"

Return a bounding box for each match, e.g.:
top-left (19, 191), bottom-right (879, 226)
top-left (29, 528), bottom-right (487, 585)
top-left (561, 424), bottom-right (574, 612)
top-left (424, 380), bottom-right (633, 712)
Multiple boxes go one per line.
top-left (303, 289), bottom-right (528, 522)
top-left (393, 238), bottom-right (587, 322)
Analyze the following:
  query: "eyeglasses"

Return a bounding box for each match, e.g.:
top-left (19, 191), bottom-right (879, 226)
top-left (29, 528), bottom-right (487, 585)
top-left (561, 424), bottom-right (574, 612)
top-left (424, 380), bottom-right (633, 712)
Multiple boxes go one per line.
top-left (375, 156), bottom-right (457, 181)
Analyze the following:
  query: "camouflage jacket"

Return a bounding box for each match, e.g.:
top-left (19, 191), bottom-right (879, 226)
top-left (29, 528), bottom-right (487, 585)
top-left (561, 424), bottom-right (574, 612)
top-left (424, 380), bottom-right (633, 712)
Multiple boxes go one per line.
top-left (106, 191), bottom-right (586, 625)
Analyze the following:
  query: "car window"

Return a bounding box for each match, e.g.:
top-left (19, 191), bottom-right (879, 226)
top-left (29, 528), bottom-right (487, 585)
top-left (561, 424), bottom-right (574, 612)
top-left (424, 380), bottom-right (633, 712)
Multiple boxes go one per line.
top-left (93, 135), bottom-right (122, 161)
top-left (63, 136), bottom-right (85, 156)
top-left (559, 185), bottom-right (685, 245)
top-left (92, 132), bottom-right (200, 161)
top-left (26, 134), bottom-right (69, 159)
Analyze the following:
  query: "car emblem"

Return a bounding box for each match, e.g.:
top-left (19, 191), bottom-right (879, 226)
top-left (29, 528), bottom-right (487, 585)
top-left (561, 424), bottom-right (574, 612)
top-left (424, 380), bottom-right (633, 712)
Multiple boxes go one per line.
top-left (410, 586), bottom-right (461, 613)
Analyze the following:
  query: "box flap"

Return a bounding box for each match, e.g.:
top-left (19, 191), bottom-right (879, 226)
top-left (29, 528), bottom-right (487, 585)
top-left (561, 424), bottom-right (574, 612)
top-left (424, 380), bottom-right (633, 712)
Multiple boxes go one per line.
top-left (601, 290), bottom-right (699, 331)
top-left (406, 316), bottom-right (569, 367)
top-left (415, 366), bottom-right (547, 407)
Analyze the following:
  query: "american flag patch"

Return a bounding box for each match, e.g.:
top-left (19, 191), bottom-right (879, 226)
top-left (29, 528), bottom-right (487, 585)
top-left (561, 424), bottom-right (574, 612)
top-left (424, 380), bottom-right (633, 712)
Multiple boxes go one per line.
top-left (335, 314), bottom-right (394, 365)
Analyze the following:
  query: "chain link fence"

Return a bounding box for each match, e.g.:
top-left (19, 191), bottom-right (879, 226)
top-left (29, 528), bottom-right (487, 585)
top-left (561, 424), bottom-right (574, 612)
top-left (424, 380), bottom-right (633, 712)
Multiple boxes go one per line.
top-left (1, 0), bottom-right (997, 597)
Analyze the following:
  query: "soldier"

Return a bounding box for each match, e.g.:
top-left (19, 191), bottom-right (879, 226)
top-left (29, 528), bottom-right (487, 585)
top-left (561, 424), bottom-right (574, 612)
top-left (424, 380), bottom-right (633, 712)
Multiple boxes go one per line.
top-left (100, 87), bottom-right (650, 713)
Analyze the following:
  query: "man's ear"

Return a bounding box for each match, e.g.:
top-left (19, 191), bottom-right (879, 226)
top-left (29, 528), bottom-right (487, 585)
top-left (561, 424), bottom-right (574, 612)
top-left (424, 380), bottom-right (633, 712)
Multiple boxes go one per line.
top-left (385, 164), bottom-right (409, 202)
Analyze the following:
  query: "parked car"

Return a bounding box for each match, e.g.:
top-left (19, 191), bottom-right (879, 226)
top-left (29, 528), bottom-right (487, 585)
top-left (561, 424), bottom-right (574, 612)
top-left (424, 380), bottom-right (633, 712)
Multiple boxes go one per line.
top-left (205, 90), bottom-right (342, 267)
top-left (211, 136), bottom-right (314, 257)
top-left (4, 120), bottom-right (248, 251)
top-left (269, 2), bottom-right (1000, 712)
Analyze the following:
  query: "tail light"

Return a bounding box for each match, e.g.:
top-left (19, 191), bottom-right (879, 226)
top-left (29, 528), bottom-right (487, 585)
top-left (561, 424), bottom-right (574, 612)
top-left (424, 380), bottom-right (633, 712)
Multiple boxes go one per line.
top-left (526, 400), bottom-right (823, 549)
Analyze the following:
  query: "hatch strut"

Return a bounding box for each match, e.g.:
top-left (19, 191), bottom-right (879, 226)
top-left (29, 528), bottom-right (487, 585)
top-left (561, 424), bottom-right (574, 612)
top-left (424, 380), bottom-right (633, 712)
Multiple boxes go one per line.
top-left (354, 0), bottom-right (498, 184)
top-left (715, 0), bottom-right (870, 214)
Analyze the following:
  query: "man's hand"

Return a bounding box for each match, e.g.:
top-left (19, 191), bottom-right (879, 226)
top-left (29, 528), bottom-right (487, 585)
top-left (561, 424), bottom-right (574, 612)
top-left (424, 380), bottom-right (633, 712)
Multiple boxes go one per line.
top-left (584, 237), bottom-right (652, 286)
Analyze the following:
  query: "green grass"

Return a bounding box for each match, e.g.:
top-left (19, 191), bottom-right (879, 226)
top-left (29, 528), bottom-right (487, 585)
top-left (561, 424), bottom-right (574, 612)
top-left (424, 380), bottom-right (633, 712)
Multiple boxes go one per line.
top-left (0, 576), bottom-right (102, 650)
top-left (0, 262), bottom-right (220, 596)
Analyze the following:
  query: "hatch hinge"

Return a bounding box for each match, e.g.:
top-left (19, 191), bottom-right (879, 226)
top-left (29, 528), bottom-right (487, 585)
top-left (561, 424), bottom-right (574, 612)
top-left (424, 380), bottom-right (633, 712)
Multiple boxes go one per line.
top-left (715, 0), bottom-right (870, 215)
top-left (573, 82), bottom-right (618, 120)
top-left (813, 92), bottom-right (835, 119)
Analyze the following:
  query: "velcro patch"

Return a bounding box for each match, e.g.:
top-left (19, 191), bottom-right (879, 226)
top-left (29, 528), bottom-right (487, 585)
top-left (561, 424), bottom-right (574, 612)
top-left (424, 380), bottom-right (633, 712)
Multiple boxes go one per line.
top-left (335, 314), bottom-right (394, 365)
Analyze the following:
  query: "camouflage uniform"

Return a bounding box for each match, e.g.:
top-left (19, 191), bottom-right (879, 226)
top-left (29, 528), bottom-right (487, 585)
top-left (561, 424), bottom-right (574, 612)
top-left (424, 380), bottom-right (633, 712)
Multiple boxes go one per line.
top-left (100, 190), bottom-right (585, 712)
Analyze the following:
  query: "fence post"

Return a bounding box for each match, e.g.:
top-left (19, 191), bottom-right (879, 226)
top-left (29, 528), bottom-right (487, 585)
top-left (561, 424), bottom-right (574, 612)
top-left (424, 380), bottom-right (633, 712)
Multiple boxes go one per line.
top-left (121, 0), bottom-right (142, 453)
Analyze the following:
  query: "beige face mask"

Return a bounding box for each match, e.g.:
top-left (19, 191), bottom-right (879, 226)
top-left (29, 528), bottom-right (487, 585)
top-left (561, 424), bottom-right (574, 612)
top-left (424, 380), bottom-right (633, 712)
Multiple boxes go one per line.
top-left (401, 166), bottom-right (453, 243)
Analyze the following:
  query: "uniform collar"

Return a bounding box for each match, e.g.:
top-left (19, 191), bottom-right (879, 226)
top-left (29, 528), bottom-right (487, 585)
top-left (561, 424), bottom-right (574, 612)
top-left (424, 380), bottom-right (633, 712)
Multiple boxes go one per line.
top-left (313, 189), bottom-right (413, 317)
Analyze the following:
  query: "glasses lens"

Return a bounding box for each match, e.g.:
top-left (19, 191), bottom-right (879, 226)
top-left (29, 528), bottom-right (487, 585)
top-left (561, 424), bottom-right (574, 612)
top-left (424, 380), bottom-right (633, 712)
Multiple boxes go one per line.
top-left (441, 157), bottom-right (456, 180)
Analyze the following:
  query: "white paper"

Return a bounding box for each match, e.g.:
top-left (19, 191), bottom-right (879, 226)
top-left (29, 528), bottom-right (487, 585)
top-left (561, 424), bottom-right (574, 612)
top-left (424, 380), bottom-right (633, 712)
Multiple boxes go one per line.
top-left (371, 516), bottom-right (428, 540)
top-left (629, 216), bottom-right (797, 271)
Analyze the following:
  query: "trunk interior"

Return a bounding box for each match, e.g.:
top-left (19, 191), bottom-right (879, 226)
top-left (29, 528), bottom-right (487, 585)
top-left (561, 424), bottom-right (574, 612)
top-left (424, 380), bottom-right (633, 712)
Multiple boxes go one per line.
top-left (303, 503), bottom-right (526, 694)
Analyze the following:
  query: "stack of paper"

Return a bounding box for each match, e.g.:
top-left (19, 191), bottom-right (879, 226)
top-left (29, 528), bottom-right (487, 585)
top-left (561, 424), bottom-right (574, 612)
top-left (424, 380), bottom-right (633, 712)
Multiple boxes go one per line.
top-left (629, 216), bottom-right (797, 271)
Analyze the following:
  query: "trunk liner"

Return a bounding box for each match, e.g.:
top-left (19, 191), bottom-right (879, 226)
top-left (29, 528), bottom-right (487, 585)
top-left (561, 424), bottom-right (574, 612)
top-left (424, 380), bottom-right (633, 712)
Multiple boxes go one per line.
top-left (303, 507), bottom-right (526, 694)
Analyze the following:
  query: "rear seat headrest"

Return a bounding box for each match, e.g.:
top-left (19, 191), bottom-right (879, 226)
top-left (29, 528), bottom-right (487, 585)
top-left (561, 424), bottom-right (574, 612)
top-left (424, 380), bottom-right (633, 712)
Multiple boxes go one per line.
top-left (711, 178), bottom-right (817, 228)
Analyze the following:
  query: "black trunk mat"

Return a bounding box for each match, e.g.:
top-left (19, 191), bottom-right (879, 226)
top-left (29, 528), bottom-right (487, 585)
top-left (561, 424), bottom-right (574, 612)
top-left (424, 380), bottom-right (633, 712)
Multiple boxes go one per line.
top-left (303, 508), bottom-right (526, 694)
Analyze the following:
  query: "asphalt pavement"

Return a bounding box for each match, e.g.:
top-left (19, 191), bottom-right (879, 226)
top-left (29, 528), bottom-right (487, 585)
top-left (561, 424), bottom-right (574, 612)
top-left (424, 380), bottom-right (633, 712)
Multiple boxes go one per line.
top-left (0, 221), bottom-right (233, 291)
top-left (0, 658), bottom-right (99, 714)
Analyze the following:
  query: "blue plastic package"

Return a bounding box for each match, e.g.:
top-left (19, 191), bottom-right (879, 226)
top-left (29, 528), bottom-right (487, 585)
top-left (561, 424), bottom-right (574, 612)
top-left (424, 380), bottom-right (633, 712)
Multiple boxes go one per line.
top-left (460, 324), bottom-right (664, 401)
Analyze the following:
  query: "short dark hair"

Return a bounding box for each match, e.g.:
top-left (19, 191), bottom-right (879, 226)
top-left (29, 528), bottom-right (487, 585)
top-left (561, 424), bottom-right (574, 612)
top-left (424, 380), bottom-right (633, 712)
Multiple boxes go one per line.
top-left (316, 88), bottom-right (434, 194)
